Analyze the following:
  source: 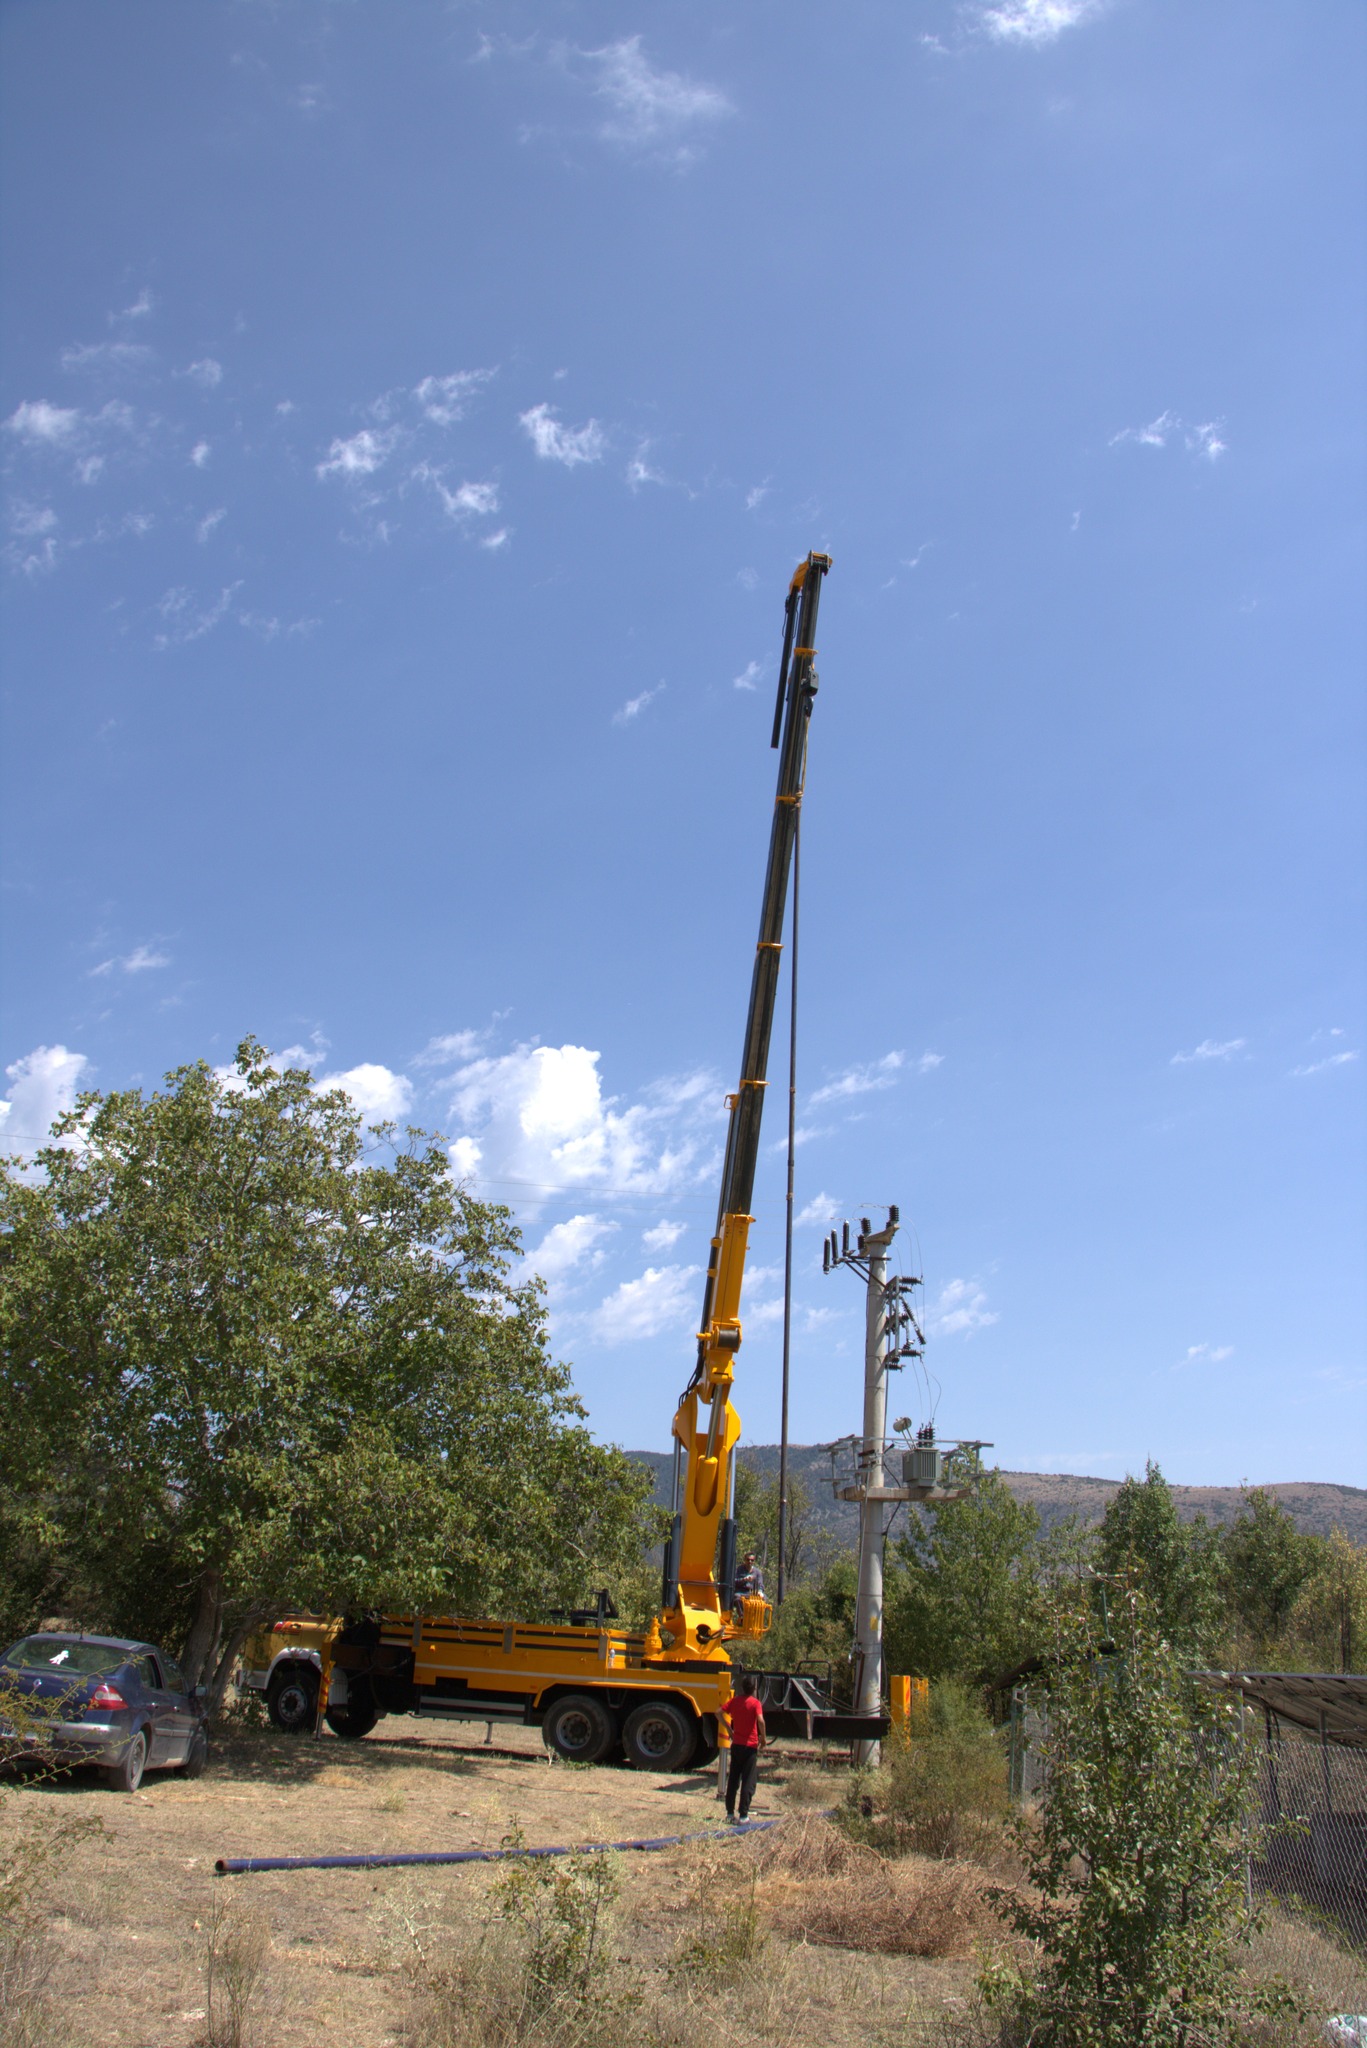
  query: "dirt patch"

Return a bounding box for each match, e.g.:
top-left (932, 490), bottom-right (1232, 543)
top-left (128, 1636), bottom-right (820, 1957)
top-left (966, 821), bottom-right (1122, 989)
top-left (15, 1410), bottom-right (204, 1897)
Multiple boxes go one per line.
top-left (2, 1722), bottom-right (984, 2046)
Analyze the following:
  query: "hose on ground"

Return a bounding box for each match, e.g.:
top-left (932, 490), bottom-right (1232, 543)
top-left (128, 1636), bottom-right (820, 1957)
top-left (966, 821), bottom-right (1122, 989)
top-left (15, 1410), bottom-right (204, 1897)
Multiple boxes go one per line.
top-left (215, 1816), bottom-right (776, 1876)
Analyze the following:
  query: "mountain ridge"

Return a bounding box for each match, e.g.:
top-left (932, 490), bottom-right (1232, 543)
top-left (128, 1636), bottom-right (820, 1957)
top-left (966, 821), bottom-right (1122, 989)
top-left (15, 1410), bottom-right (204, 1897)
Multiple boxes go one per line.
top-left (626, 1445), bottom-right (1367, 1548)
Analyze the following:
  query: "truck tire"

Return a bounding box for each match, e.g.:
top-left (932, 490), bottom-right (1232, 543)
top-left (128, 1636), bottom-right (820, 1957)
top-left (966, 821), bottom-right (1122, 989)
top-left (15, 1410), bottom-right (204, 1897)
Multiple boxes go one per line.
top-left (622, 1699), bottom-right (696, 1773)
top-left (267, 1663), bottom-right (319, 1733)
top-left (691, 1715), bottom-right (720, 1769)
top-left (543, 1692), bottom-right (617, 1764)
top-left (325, 1677), bottom-right (379, 1739)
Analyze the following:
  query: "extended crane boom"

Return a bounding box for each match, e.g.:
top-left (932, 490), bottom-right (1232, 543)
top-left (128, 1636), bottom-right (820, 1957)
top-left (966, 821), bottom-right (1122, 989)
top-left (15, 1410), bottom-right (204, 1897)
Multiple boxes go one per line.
top-left (657, 551), bottom-right (831, 1658)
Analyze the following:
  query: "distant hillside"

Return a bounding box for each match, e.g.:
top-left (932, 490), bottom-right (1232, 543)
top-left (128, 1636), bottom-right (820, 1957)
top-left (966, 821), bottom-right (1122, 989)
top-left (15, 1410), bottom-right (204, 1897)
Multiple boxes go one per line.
top-left (626, 1445), bottom-right (1367, 1551)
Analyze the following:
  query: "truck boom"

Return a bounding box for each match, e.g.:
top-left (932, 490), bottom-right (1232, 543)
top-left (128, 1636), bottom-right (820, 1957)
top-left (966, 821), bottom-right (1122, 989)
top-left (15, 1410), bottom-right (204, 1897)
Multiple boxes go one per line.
top-left (658, 552), bottom-right (830, 1659)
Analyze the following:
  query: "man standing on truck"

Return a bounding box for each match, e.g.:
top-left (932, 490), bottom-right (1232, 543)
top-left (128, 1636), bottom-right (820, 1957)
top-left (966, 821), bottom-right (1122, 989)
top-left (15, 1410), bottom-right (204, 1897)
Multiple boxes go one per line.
top-left (721, 1674), bottom-right (766, 1822)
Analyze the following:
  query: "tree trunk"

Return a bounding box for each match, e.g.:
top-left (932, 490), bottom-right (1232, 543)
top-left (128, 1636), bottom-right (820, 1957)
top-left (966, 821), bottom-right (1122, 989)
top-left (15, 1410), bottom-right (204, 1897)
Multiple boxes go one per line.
top-left (205, 1609), bottom-right (269, 1722)
top-left (181, 1568), bottom-right (224, 1692)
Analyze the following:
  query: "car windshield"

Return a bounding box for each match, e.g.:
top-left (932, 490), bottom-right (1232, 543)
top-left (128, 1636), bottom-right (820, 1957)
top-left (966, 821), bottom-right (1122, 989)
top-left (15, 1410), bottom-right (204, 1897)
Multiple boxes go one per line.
top-left (1, 1638), bottom-right (124, 1677)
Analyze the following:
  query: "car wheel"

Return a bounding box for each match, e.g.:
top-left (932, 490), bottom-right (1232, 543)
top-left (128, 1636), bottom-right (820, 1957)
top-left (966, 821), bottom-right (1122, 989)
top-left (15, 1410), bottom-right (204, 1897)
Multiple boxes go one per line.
top-left (104, 1729), bottom-right (147, 1793)
top-left (621, 1699), bottom-right (696, 1773)
top-left (542, 1693), bottom-right (616, 1765)
top-left (181, 1727), bottom-right (209, 1778)
top-left (267, 1663), bottom-right (319, 1733)
top-left (324, 1678), bottom-right (379, 1739)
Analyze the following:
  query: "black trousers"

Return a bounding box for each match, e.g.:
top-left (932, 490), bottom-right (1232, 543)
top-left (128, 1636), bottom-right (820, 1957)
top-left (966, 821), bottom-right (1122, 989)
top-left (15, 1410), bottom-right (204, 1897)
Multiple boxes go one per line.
top-left (725, 1743), bottom-right (759, 1819)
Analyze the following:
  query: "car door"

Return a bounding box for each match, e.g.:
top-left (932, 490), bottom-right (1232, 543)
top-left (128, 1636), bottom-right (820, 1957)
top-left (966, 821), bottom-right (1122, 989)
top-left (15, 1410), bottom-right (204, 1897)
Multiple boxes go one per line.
top-left (135, 1652), bottom-right (181, 1767)
top-left (156, 1651), bottom-right (196, 1762)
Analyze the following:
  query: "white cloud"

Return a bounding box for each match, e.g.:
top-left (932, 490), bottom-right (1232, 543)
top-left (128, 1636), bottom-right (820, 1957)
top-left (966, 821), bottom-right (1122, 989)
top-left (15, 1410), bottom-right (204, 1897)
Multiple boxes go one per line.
top-left (195, 508), bottom-right (226, 543)
top-left (5, 400), bottom-right (81, 446)
top-left (1187, 421), bottom-right (1226, 461)
top-left (113, 290), bottom-right (153, 321)
top-left (974, 0), bottom-right (1104, 44)
top-left (613, 682), bottom-right (665, 726)
top-left (90, 944), bottom-right (170, 976)
top-left (480, 527), bottom-right (511, 551)
top-left (152, 582), bottom-right (243, 650)
top-left (123, 944), bottom-right (170, 973)
top-left (412, 466), bottom-right (500, 521)
top-left (519, 403), bottom-right (605, 468)
top-left (808, 1051), bottom-right (904, 1107)
top-left (317, 1062), bottom-right (414, 1124)
top-left (182, 358), bottom-right (224, 389)
top-left (530, 1213), bottom-right (618, 1284)
top-left (190, 441), bottom-right (211, 469)
top-left (585, 36), bottom-right (732, 156)
top-left (1170, 1038), bottom-right (1247, 1065)
top-left (414, 369), bottom-right (496, 426)
top-left (796, 1191), bottom-right (841, 1228)
top-left (316, 427), bottom-right (399, 480)
top-left (1111, 410), bottom-right (1227, 461)
top-left (60, 340), bottom-right (154, 376)
top-left (0, 1045), bottom-right (89, 1158)
top-left (744, 483), bottom-right (769, 511)
top-left (626, 446), bottom-right (664, 490)
top-left (1181, 1342), bottom-right (1234, 1367)
top-left (917, 1051), bottom-right (944, 1073)
top-left (733, 660), bottom-right (763, 692)
top-left (929, 1278), bottom-right (998, 1337)
top-left (442, 1041), bottom-right (714, 1211)
top-left (643, 1219), bottom-right (687, 1252)
top-left (9, 503), bottom-right (57, 538)
top-left (587, 1262), bottom-right (700, 1344)
top-left (1291, 1050), bottom-right (1358, 1077)
top-left (415, 1029), bottom-right (486, 1068)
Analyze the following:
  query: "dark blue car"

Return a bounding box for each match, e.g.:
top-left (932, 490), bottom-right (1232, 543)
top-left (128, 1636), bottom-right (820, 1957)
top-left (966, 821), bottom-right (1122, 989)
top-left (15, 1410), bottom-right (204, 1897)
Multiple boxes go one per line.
top-left (0, 1633), bottom-right (209, 1792)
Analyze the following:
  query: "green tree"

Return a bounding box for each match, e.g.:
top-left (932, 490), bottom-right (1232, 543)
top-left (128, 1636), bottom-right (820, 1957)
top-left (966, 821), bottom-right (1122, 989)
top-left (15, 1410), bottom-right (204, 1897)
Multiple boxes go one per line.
top-left (0, 1040), bottom-right (656, 1707)
top-left (985, 1587), bottom-right (1297, 2047)
top-left (1286, 1528), bottom-right (1367, 1673)
top-left (732, 1460), bottom-right (818, 1589)
top-left (883, 1453), bottom-right (1042, 1684)
top-left (1220, 1487), bottom-right (1314, 1654)
top-left (1096, 1462), bottom-right (1224, 1659)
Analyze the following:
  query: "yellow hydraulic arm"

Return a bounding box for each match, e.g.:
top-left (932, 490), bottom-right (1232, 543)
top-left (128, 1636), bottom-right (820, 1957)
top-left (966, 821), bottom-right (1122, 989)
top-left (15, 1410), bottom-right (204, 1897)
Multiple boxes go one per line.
top-left (653, 553), bottom-right (831, 1660)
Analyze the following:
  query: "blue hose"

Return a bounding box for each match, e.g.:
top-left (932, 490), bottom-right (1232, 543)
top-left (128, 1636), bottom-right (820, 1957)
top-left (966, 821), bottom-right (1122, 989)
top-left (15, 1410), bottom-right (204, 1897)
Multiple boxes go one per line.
top-left (215, 1817), bottom-right (776, 1876)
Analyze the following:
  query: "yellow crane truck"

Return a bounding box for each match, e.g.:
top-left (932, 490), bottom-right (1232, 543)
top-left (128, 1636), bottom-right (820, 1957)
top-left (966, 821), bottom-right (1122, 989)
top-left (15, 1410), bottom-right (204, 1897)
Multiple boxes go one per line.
top-left (312, 555), bottom-right (884, 1768)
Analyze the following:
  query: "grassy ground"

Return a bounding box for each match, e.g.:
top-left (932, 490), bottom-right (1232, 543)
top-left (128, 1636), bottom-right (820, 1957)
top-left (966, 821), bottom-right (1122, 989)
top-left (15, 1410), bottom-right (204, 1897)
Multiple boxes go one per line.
top-left (4, 1719), bottom-right (1364, 2047)
top-left (0, 1721), bottom-right (982, 2047)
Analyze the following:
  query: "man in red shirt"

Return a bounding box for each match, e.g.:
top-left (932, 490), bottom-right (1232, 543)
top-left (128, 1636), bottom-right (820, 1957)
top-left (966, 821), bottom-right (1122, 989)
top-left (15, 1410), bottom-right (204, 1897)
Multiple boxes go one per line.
top-left (720, 1674), bottom-right (766, 1821)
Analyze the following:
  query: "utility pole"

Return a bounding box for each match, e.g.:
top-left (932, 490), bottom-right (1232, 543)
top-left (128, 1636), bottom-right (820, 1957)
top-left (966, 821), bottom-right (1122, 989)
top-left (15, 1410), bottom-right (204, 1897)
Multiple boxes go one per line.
top-left (851, 1210), bottom-right (897, 1765)
top-left (824, 1207), bottom-right (972, 1768)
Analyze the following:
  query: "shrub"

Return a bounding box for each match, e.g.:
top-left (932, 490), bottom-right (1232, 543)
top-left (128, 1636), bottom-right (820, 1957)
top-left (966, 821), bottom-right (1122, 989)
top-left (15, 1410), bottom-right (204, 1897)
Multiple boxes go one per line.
top-left (842, 1679), bottom-right (1010, 1862)
top-left (983, 1585), bottom-right (1304, 2047)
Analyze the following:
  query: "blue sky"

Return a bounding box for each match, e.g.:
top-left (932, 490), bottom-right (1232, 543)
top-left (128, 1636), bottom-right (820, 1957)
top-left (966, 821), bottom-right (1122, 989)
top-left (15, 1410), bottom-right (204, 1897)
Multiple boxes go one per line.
top-left (2, 0), bottom-right (1362, 1486)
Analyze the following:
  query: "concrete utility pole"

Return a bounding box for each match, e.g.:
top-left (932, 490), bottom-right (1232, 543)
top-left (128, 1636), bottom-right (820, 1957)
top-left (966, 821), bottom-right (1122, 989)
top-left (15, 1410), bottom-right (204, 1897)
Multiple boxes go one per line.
top-left (851, 1212), bottom-right (897, 1765)
top-left (824, 1205), bottom-right (971, 1768)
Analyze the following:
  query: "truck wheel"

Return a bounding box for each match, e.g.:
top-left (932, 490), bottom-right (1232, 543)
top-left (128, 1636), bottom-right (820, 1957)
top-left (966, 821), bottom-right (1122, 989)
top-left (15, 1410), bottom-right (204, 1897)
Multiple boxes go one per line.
top-left (543, 1693), bottom-right (616, 1764)
top-left (622, 1700), bottom-right (696, 1773)
top-left (691, 1715), bottom-right (720, 1769)
top-left (104, 1729), bottom-right (147, 1793)
top-left (267, 1663), bottom-right (319, 1733)
top-left (325, 1678), bottom-right (379, 1739)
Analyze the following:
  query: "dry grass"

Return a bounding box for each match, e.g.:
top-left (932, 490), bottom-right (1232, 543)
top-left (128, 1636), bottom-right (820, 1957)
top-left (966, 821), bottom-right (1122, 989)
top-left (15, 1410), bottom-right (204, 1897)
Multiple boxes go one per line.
top-left (754, 1811), bottom-right (1021, 1960)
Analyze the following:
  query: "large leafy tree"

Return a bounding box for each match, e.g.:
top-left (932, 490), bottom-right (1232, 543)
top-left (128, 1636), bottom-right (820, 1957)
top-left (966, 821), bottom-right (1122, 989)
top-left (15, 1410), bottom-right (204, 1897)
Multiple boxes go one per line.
top-left (884, 1453), bottom-right (1042, 1685)
top-left (0, 1041), bottom-right (655, 1706)
top-left (1095, 1462), bottom-right (1225, 1660)
top-left (1219, 1487), bottom-right (1315, 1655)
